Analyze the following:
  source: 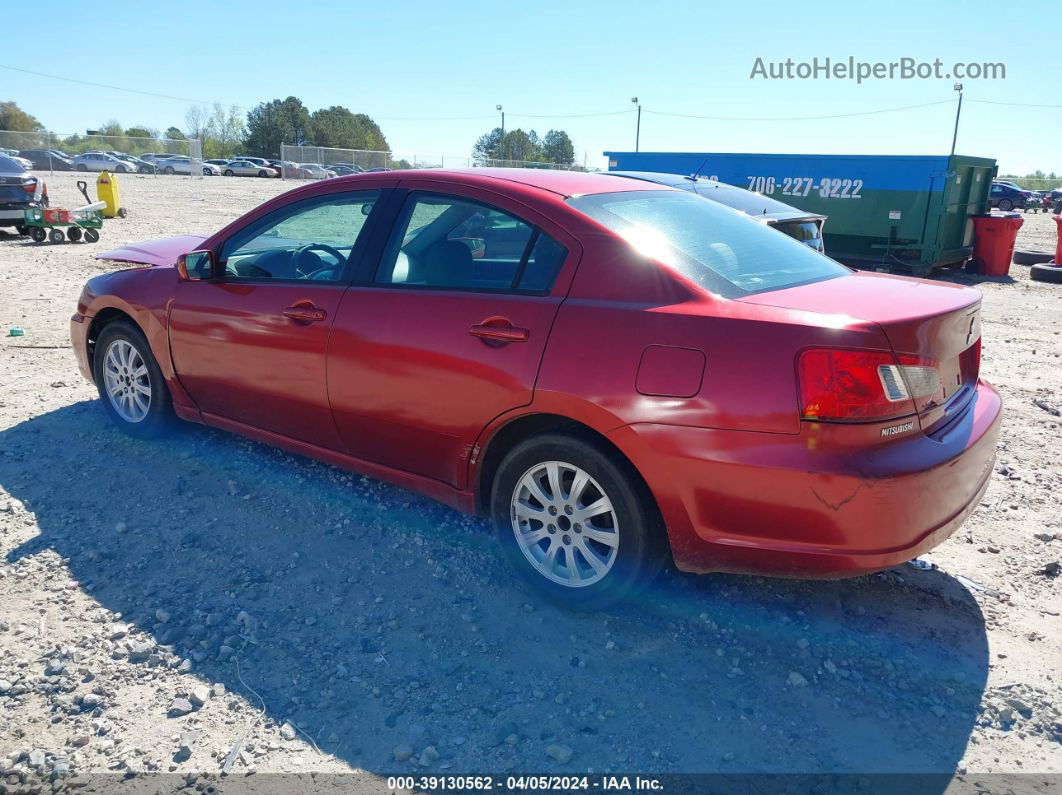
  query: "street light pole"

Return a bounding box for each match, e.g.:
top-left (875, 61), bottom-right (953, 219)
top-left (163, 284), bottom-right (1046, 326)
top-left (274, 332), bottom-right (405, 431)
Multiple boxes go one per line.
top-left (950, 83), bottom-right (963, 157)
top-left (497, 104), bottom-right (505, 136)
top-left (631, 97), bottom-right (641, 152)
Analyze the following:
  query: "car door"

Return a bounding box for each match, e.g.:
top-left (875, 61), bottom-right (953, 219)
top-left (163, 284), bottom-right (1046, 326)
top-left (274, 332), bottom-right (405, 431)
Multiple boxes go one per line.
top-left (168, 188), bottom-right (382, 450)
top-left (327, 185), bottom-right (580, 487)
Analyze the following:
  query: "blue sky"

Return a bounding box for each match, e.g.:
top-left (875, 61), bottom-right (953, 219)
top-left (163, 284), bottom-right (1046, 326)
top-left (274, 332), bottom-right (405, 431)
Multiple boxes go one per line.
top-left (7, 0), bottom-right (1058, 175)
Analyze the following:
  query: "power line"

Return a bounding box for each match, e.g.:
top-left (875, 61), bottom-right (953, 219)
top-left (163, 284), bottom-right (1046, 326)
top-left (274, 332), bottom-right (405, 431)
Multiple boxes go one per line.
top-left (967, 99), bottom-right (1062, 109)
top-left (643, 99), bottom-right (956, 122)
top-left (0, 63), bottom-right (636, 123)
top-left (0, 64), bottom-right (233, 107)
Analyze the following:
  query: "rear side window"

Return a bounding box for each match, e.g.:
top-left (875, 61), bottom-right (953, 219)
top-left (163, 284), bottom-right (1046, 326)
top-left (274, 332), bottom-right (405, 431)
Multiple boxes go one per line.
top-left (376, 193), bottom-right (567, 293)
top-left (569, 190), bottom-right (848, 298)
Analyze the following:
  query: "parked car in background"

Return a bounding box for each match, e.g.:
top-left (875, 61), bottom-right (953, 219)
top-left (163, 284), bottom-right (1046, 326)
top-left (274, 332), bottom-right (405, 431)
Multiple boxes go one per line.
top-left (604, 171), bottom-right (827, 252)
top-left (106, 152), bottom-right (156, 174)
top-left (72, 152), bottom-right (135, 173)
top-left (19, 150), bottom-right (74, 171)
top-left (234, 156), bottom-right (274, 170)
top-left (140, 153), bottom-right (174, 167)
top-left (298, 163), bottom-right (336, 179)
top-left (326, 164), bottom-right (363, 176)
top-left (222, 160), bottom-right (277, 178)
top-left (276, 161), bottom-right (312, 179)
top-left (77, 168), bottom-right (1000, 609)
top-left (0, 154), bottom-right (48, 235)
top-left (204, 159), bottom-right (231, 169)
top-left (989, 181), bottom-right (1032, 211)
top-left (155, 156), bottom-right (221, 176)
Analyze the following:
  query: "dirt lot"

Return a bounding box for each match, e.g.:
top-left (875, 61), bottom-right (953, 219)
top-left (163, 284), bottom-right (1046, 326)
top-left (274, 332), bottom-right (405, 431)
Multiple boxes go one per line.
top-left (0, 173), bottom-right (1060, 791)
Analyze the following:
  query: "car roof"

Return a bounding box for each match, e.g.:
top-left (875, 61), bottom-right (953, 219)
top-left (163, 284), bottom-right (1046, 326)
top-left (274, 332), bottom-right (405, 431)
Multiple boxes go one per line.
top-left (326, 167), bottom-right (668, 198)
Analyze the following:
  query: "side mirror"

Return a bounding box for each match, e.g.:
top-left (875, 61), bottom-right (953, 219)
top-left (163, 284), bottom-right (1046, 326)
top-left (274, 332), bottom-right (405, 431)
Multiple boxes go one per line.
top-left (176, 250), bottom-right (215, 281)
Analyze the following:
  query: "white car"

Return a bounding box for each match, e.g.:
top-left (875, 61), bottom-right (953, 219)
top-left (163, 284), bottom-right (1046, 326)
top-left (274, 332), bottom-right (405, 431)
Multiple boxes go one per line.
top-left (155, 156), bottom-right (221, 176)
top-left (222, 160), bottom-right (278, 178)
top-left (72, 152), bottom-right (134, 173)
top-left (298, 163), bottom-right (337, 179)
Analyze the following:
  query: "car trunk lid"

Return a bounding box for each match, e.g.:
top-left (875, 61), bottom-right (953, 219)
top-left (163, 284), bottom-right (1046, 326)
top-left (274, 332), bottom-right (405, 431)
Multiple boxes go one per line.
top-left (741, 271), bottom-right (983, 434)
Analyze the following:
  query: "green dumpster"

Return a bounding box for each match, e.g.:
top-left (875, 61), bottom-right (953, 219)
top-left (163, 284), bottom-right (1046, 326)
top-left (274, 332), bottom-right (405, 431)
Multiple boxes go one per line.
top-left (603, 151), bottom-right (998, 275)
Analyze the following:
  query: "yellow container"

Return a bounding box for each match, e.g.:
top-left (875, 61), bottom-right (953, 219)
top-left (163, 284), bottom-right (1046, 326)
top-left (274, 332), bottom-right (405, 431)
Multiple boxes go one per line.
top-left (96, 171), bottom-right (124, 219)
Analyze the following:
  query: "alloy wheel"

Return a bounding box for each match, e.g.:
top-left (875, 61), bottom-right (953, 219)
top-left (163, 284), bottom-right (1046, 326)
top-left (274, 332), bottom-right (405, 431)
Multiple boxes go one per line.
top-left (510, 461), bottom-right (619, 587)
top-left (102, 339), bottom-right (151, 423)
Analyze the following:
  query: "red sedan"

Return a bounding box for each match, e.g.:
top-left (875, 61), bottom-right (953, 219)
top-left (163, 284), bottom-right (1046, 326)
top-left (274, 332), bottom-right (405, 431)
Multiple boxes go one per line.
top-left (71, 169), bottom-right (1001, 609)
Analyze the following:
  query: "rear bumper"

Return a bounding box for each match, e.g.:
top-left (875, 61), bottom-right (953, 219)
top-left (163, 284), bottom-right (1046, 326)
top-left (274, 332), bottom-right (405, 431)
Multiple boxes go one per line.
top-left (610, 379), bottom-right (1002, 578)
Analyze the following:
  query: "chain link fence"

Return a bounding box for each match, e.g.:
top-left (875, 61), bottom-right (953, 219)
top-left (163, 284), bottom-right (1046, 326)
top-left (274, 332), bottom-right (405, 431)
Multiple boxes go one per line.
top-left (279, 144), bottom-right (587, 178)
top-left (0, 129), bottom-right (200, 176)
top-left (279, 145), bottom-right (390, 178)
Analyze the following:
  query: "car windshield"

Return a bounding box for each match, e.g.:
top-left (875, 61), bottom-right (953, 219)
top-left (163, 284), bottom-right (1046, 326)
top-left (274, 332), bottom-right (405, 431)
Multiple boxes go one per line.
top-left (567, 190), bottom-right (848, 298)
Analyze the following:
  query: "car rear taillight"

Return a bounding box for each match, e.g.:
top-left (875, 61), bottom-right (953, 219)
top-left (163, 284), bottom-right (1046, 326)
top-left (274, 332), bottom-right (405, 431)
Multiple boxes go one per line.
top-left (798, 348), bottom-right (941, 422)
top-left (21, 180), bottom-right (35, 194)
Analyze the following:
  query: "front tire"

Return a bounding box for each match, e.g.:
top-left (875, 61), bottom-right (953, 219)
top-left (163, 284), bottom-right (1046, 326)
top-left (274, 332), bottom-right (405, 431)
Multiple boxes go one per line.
top-left (491, 434), bottom-right (666, 610)
top-left (998, 198), bottom-right (1014, 211)
top-left (92, 321), bottom-right (175, 439)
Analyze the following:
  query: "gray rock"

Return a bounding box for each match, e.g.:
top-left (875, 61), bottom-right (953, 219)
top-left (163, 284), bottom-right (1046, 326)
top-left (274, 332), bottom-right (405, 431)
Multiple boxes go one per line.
top-left (168, 698), bottom-right (194, 717)
top-left (418, 746), bottom-right (440, 766)
top-left (71, 736), bottom-right (91, 747)
top-left (189, 686), bottom-right (210, 707)
top-left (787, 672), bottom-right (809, 687)
top-left (178, 730), bottom-right (200, 755)
top-left (546, 744), bottom-right (573, 764)
top-left (1005, 697), bottom-right (1033, 715)
top-left (280, 722), bottom-right (297, 741)
top-left (27, 748), bottom-right (46, 768)
top-left (155, 609), bottom-right (171, 624)
top-left (0, 678), bottom-right (11, 692)
top-left (393, 743), bottom-right (414, 762)
top-left (210, 683), bottom-right (226, 697)
top-left (930, 705), bottom-right (946, 719)
top-left (127, 641), bottom-right (154, 663)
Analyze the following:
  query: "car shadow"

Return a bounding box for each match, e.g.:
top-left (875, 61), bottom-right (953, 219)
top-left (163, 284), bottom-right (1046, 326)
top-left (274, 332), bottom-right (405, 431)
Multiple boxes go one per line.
top-left (0, 401), bottom-right (989, 782)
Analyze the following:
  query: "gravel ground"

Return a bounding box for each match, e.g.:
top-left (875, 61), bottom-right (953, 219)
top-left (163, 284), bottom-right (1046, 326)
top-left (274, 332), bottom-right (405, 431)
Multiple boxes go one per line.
top-left (0, 173), bottom-right (1060, 791)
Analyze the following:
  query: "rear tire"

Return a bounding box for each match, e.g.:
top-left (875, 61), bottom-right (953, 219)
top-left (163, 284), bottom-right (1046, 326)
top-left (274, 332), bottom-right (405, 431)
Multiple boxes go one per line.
top-left (67, 227), bottom-right (83, 242)
top-left (15, 225), bottom-right (28, 236)
top-left (30, 227), bottom-right (46, 243)
top-left (48, 229), bottom-right (64, 243)
top-left (1030, 263), bottom-right (1062, 284)
top-left (491, 433), bottom-right (666, 610)
top-left (84, 228), bottom-right (100, 243)
top-left (92, 320), bottom-right (176, 439)
top-left (998, 199), bottom-right (1014, 211)
top-left (164, 166), bottom-right (175, 175)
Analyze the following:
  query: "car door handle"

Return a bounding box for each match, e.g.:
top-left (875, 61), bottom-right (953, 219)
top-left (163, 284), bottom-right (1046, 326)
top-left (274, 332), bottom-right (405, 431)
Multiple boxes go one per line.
top-left (283, 304), bottom-right (327, 323)
top-left (469, 319), bottom-right (530, 344)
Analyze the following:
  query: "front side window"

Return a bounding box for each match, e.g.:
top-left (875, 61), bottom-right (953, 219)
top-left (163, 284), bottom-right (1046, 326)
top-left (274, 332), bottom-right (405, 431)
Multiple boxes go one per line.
top-left (376, 193), bottom-right (567, 292)
top-left (568, 190), bottom-right (848, 298)
top-left (219, 190), bottom-right (379, 282)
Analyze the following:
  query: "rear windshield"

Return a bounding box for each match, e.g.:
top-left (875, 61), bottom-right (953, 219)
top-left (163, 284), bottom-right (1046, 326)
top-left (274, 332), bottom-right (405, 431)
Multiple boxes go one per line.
top-left (0, 155), bottom-right (27, 174)
top-left (568, 190), bottom-right (848, 298)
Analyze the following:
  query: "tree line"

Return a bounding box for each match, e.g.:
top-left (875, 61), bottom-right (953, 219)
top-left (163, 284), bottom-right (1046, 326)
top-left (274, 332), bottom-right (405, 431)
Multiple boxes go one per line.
top-left (2, 100), bottom-right (581, 168)
top-left (472, 127), bottom-right (576, 166)
top-left (0, 98), bottom-right (390, 160)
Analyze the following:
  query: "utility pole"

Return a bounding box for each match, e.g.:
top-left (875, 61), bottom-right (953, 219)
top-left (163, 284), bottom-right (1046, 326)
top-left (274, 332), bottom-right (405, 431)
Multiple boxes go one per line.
top-left (950, 83), bottom-right (963, 157)
top-left (497, 104), bottom-right (505, 136)
top-left (631, 97), bottom-right (641, 152)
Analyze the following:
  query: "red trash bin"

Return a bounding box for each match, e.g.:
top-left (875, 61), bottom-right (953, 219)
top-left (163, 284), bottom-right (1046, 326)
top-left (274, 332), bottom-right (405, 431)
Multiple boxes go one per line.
top-left (1054, 214), bottom-right (1062, 265)
top-left (969, 212), bottom-right (1024, 276)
